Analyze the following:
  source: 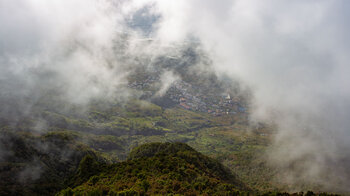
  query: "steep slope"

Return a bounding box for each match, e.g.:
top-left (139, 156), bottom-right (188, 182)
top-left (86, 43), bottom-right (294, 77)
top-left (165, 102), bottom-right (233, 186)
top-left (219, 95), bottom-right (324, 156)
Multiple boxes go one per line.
top-left (58, 142), bottom-right (247, 195)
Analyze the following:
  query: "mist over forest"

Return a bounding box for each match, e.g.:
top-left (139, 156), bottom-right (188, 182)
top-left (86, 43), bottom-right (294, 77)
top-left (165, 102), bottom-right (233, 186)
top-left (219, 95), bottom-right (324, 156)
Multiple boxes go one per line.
top-left (1, 0), bottom-right (350, 195)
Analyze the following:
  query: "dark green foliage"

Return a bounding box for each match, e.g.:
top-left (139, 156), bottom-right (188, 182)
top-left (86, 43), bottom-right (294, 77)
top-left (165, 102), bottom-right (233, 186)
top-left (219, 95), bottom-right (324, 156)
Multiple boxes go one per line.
top-left (0, 130), bottom-right (103, 196)
top-left (258, 192), bottom-right (339, 196)
top-left (58, 142), bottom-right (246, 195)
top-left (57, 143), bottom-right (339, 196)
top-left (60, 188), bottom-right (74, 196)
top-left (0, 131), bottom-right (340, 196)
top-left (139, 180), bottom-right (150, 192)
top-left (67, 155), bottom-right (106, 187)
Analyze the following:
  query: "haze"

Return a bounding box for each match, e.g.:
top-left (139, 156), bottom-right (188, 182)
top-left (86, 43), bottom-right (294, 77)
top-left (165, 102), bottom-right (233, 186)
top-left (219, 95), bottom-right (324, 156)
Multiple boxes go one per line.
top-left (1, 0), bottom-right (350, 192)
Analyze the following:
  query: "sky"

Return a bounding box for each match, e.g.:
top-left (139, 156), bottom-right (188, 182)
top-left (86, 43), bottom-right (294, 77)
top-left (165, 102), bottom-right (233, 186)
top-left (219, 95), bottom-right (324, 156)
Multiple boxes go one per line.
top-left (1, 0), bottom-right (350, 192)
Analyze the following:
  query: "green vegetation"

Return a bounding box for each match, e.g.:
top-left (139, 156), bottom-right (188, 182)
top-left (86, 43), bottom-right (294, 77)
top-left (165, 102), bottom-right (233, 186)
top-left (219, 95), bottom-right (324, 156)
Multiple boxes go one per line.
top-left (0, 98), bottom-right (341, 195)
top-left (0, 130), bottom-right (104, 196)
top-left (0, 36), bottom-right (343, 195)
top-left (58, 142), bottom-right (246, 195)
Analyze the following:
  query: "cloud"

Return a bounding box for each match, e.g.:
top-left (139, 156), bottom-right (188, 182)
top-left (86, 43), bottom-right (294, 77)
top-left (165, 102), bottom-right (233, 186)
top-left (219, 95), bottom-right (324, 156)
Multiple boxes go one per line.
top-left (0, 0), bottom-right (139, 110)
top-left (2, 0), bottom-right (350, 192)
top-left (154, 70), bottom-right (179, 97)
top-left (146, 0), bottom-right (350, 192)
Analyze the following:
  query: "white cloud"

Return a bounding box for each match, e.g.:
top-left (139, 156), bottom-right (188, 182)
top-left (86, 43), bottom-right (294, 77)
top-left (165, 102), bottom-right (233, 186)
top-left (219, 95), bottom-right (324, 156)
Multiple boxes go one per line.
top-left (2, 0), bottom-right (350, 191)
top-left (147, 0), bottom-right (350, 191)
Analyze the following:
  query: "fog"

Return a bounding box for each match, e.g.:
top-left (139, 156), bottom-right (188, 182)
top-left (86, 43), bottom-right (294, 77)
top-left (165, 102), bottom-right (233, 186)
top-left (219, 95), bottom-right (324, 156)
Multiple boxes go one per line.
top-left (1, 0), bottom-right (135, 110)
top-left (1, 0), bottom-right (350, 192)
top-left (148, 0), bottom-right (350, 191)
